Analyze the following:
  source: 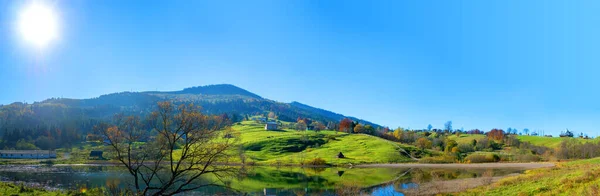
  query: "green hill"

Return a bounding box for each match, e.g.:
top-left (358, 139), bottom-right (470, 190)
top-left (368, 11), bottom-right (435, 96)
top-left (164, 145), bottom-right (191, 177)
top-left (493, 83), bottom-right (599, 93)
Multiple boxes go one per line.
top-left (232, 121), bottom-right (415, 165)
top-left (446, 134), bottom-right (596, 148)
top-left (447, 134), bottom-right (485, 144)
top-left (516, 135), bottom-right (595, 148)
top-left (459, 157), bottom-right (600, 195)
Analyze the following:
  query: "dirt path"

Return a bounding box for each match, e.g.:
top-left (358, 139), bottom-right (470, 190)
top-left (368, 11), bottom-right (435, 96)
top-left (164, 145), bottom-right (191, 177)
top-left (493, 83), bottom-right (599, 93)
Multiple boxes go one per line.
top-left (356, 162), bottom-right (555, 169)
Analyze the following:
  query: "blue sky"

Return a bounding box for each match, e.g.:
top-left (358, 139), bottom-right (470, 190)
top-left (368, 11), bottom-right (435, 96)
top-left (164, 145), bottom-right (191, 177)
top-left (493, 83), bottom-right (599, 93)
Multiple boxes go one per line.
top-left (1, 0), bottom-right (600, 136)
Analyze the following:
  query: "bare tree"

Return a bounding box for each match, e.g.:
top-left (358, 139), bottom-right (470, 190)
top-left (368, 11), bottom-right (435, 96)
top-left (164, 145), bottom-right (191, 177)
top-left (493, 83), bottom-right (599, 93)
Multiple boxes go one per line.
top-left (444, 121), bottom-right (452, 133)
top-left (98, 102), bottom-right (236, 195)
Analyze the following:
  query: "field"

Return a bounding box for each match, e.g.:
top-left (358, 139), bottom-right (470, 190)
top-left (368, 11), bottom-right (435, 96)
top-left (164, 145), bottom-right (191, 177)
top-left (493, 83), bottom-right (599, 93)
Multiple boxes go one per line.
top-left (458, 158), bottom-right (600, 195)
top-left (448, 134), bottom-right (596, 148)
top-left (0, 182), bottom-right (65, 196)
top-left (29, 121), bottom-right (600, 167)
top-left (447, 134), bottom-right (485, 144)
top-left (232, 121), bottom-right (415, 165)
top-left (516, 135), bottom-right (595, 148)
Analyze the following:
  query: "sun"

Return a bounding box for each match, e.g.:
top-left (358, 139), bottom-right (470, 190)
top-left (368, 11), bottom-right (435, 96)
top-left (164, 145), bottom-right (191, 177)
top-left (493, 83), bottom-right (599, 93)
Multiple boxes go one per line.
top-left (17, 2), bottom-right (60, 49)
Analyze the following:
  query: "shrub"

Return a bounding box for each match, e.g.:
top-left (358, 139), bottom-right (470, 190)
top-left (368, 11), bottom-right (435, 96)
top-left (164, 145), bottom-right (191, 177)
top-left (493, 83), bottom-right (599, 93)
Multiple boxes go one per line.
top-left (515, 154), bottom-right (541, 162)
top-left (304, 157), bottom-right (327, 165)
top-left (457, 143), bottom-right (475, 153)
top-left (465, 153), bottom-right (500, 163)
top-left (415, 138), bottom-right (432, 149)
top-left (418, 155), bottom-right (456, 163)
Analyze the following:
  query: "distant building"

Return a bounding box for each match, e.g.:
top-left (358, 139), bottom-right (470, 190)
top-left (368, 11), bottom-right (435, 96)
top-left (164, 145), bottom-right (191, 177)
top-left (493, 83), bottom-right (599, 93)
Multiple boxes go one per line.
top-left (265, 122), bottom-right (278, 130)
top-left (0, 150), bottom-right (56, 159)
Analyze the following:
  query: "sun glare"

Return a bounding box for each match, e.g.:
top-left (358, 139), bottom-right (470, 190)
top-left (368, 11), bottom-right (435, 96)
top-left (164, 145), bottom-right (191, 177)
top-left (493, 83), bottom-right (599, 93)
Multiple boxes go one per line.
top-left (17, 2), bottom-right (60, 50)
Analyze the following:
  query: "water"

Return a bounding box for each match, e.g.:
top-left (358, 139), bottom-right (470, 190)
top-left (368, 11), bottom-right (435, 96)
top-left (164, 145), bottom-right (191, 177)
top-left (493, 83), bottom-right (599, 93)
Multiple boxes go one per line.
top-left (0, 165), bottom-right (524, 195)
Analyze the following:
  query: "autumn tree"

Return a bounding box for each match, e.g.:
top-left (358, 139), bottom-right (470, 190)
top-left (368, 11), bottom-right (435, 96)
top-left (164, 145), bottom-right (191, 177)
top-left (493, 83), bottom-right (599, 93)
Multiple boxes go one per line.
top-left (311, 121), bottom-right (326, 132)
top-left (445, 139), bottom-right (458, 152)
top-left (339, 118), bottom-right (353, 133)
top-left (353, 124), bottom-right (365, 133)
top-left (97, 102), bottom-right (236, 196)
top-left (487, 129), bottom-right (505, 141)
top-left (415, 138), bottom-right (432, 150)
top-left (268, 112), bottom-right (276, 120)
top-left (296, 119), bottom-right (307, 131)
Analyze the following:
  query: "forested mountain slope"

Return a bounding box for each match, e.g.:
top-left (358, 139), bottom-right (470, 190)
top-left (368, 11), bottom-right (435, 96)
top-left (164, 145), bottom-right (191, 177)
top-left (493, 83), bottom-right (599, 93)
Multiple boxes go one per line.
top-left (0, 84), bottom-right (380, 149)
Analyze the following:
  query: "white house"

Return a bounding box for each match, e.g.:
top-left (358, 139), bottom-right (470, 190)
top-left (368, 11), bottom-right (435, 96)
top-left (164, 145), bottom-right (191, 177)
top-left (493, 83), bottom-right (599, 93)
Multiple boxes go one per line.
top-left (265, 122), bottom-right (278, 130)
top-left (0, 150), bottom-right (57, 159)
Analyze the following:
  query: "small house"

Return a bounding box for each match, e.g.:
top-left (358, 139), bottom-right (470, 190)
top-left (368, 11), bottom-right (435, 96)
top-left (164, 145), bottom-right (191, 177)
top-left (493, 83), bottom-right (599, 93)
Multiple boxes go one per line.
top-left (265, 122), bottom-right (278, 130)
top-left (89, 151), bottom-right (104, 160)
top-left (0, 150), bottom-right (57, 159)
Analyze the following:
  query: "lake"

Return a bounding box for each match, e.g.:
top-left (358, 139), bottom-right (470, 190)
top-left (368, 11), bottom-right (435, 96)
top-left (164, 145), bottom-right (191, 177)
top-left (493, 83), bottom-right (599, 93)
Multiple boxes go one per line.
top-left (0, 165), bottom-right (525, 195)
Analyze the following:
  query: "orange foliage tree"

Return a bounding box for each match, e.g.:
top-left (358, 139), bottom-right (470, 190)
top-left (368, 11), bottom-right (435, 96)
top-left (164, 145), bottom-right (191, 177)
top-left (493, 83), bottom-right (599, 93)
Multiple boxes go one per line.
top-left (487, 129), bottom-right (505, 141)
top-left (339, 118), bottom-right (353, 133)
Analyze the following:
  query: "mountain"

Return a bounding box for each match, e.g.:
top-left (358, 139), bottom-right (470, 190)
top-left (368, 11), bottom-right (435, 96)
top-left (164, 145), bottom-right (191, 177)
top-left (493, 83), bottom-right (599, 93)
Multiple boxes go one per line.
top-left (0, 84), bottom-right (381, 130)
top-left (169, 84), bottom-right (262, 99)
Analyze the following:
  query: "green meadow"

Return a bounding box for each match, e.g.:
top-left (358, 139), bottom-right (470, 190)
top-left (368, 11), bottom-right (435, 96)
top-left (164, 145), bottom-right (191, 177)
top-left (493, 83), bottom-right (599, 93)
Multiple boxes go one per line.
top-left (458, 158), bottom-right (600, 195)
top-left (447, 134), bottom-right (485, 144)
top-left (232, 121), bottom-right (415, 165)
top-left (516, 135), bottom-right (595, 148)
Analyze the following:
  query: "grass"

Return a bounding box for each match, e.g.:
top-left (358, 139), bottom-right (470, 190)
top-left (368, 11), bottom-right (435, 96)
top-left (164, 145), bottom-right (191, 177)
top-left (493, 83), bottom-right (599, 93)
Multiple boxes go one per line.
top-left (516, 135), bottom-right (594, 148)
top-left (53, 142), bottom-right (112, 164)
top-left (457, 158), bottom-right (600, 195)
top-left (447, 134), bottom-right (485, 144)
top-left (0, 181), bottom-right (108, 196)
top-left (232, 121), bottom-right (415, 165)
top-left (447, 134), bottom-right (596, 148)
top-left (30, 120), bottom-right (413, 165)
top-left (0, 182), bottom-right (65, 196)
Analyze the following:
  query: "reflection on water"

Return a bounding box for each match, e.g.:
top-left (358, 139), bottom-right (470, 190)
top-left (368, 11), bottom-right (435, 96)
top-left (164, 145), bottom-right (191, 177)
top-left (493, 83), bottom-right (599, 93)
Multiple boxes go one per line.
top-left (0, 165), bottom-right (524, 195)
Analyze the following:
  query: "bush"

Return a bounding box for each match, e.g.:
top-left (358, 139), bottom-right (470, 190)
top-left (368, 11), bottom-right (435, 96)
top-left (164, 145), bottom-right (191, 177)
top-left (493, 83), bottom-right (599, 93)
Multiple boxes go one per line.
top-left (515, 154), bottom-right (541, 162)
top-left (465, 153), bottom-right (500, 163)
top-left (458, 144), bottom-right (474, 153)
top-left (418, 155), bottom-right (456, 163)
top-left (304, 157), bottom-right (327, 165)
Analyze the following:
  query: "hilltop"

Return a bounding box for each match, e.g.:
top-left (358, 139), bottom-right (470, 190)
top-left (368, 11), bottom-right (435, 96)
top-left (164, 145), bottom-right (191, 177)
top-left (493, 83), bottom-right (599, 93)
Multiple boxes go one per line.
top-left (4, 84), bottom-right (378, 125)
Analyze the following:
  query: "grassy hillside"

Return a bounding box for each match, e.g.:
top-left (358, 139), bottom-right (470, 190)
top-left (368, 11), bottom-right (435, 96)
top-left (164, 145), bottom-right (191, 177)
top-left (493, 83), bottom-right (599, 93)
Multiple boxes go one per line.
top-left (447, 134), bottom-right (594, 148)
top-left (233, 121), bottom-right (414, 165)
top-left (458, 158), bottom-right (600, 195)
top-left (447, 134), bottom-right (485, 144)
top-left (516, 135), bottom-right (594, 148)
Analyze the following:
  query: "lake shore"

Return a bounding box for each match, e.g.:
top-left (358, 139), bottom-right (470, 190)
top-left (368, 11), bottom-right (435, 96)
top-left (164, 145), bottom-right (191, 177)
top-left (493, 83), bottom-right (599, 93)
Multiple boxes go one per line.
top-left (2, 161), bottom-right (556, 169)
top-left (356, 162), bottom-right (555, 169)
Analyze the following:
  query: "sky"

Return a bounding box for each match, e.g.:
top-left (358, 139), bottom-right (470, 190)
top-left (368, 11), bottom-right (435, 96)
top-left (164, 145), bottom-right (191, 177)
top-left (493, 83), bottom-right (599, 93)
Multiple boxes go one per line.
top-left (1, 0), bottom-right (600, 136)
